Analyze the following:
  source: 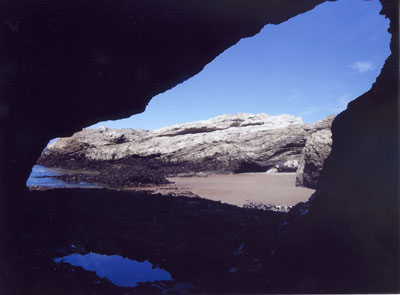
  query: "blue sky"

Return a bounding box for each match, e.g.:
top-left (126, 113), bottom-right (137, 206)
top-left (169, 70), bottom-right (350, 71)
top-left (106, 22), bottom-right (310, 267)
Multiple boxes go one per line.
top-left (90, 0), bottom-right (391, 130)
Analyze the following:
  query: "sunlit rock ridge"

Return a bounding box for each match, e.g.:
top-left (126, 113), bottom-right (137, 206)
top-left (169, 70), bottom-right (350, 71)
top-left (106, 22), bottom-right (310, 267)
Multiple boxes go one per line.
top-left (39, 113), bottom-right (333, 180)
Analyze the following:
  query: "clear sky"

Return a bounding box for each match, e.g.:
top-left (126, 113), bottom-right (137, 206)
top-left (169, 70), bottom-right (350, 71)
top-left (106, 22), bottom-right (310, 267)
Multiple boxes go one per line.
top-left (90, 0), bottom-right (391, 130)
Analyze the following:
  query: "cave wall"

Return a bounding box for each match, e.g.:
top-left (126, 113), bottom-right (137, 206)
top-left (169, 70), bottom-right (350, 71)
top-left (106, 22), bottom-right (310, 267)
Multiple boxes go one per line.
top-left (0, 0), bottom-right (331, 198)
top-left (305, 0), bottom-right (399, 291)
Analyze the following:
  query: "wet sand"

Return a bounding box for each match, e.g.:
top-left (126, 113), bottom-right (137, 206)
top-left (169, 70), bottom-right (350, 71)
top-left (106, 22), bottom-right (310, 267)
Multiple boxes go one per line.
top-left (133, 173), bottom-right (315, 207)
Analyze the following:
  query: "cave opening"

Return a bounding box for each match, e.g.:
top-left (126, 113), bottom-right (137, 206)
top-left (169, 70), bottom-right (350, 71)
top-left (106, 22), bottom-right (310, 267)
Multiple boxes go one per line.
top-left (28, 0), bottom-right (390, 204)
top-left (20, 0), bottom-right (395, 292)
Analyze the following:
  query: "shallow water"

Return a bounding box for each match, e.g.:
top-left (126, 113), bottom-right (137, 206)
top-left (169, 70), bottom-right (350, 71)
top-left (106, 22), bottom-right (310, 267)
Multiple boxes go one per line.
top-left (26, 165), bottom-right (102, 188)
top-left (54, 252), bottom-right (172, 287)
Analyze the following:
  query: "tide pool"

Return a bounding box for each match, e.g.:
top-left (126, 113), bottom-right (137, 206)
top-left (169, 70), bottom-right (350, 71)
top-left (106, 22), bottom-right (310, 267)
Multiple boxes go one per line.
top-left (26, 165), bottom-right (102, 188)
top-left (54, 252), bottom-right (172, 287)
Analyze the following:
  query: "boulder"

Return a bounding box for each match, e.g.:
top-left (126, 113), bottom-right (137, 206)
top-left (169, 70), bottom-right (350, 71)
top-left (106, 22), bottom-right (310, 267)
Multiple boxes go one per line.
top-left (295, 116), bottom-right (334, 189)
top-left (266, 159), bottom-right (299, 173)
top-left (266, 168), bottom-right (279, 174)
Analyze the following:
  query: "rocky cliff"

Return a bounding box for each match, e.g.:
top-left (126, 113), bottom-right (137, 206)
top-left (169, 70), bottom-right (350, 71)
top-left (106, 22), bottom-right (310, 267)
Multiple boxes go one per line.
top-left (38, 113), bottom-right (333, 186)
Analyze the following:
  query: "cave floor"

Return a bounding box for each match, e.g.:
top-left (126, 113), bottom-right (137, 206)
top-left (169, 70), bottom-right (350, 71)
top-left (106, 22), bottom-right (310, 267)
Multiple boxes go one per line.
top-left (1, 188), bottom-right (291, 294)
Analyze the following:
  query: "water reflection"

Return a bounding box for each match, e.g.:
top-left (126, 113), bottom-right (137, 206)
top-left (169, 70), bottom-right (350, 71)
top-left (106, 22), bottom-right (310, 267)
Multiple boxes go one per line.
top-left (54, 252), bottom-right (172, 287)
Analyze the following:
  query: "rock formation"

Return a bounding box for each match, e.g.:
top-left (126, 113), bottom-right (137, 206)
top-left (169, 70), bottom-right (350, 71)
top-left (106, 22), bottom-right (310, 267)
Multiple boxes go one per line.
top-left (38, 113), bottom-right (334, 186)
top-left (0, 0), bottom-right (331, 197)
top-left (266, 159), bottom-right (299, 173)
top-left (295, 116), bottom-right (334, 188)
top-left (0, 0), bottom-right (398, 293)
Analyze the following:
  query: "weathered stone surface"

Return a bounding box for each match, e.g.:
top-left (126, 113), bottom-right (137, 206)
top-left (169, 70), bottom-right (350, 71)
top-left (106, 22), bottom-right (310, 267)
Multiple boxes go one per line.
top-left (243, 200), bottom-right (292, 213)
top-left (39, 113), bottom-right (313, 178)
top-left (267, 159), bottom-right (299, 173)
top-left (296, 116), bottom-right (334, 189)
top-left (266, 168), bottom-right (279, 174)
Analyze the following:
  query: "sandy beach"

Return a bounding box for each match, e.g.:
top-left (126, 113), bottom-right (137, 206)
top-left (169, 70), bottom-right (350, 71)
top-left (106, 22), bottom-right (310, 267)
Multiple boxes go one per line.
top-left (133, 172), bottom-right (315, 207)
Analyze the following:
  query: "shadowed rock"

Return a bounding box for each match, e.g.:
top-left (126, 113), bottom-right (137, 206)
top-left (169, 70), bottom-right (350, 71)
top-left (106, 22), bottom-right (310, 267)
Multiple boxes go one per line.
top-left (295, 116), bottom-right (334, 188)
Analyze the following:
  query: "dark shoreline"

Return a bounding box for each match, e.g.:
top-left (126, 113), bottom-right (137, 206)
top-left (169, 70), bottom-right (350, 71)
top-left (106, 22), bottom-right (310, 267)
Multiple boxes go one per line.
top-left (37, 150), bottom-right (285, 189)
top-left (37, 156), bottom-right (173, 188)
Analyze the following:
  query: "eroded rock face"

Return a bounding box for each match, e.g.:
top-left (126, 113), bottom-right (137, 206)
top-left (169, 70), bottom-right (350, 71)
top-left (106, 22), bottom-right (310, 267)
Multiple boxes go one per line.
top-left (39, 113), bottom-right (312, 180)
top-left (295, 116), bottom-right (334, 188)
top-left (295, 129), bottom-right (332, 188)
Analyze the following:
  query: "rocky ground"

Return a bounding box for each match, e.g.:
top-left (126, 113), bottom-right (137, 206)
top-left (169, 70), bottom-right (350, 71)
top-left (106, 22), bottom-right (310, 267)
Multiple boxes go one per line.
top-left (2, 188), bottom-right (293, 294)
top-left (50, 156), bottom-right (173, 188)
top-left (5, 180), bottom-right (395, 294)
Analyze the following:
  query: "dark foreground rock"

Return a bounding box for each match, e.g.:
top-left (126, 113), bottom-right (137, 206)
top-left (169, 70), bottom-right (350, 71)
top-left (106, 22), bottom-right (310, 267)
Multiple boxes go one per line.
top-left (52, 157), bottom-right (172, 188)
top-left (4, 187), bottom-right (397, 294)
top-left (1, 188), bottom-right (290, 294)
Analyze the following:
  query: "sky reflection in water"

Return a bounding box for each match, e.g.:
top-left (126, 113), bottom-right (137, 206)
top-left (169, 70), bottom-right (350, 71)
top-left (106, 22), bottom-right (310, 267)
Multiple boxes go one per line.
top-left (26, 165), bottom-right (102, 188)
top-left (54, 252), bottom-right (172, 287)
